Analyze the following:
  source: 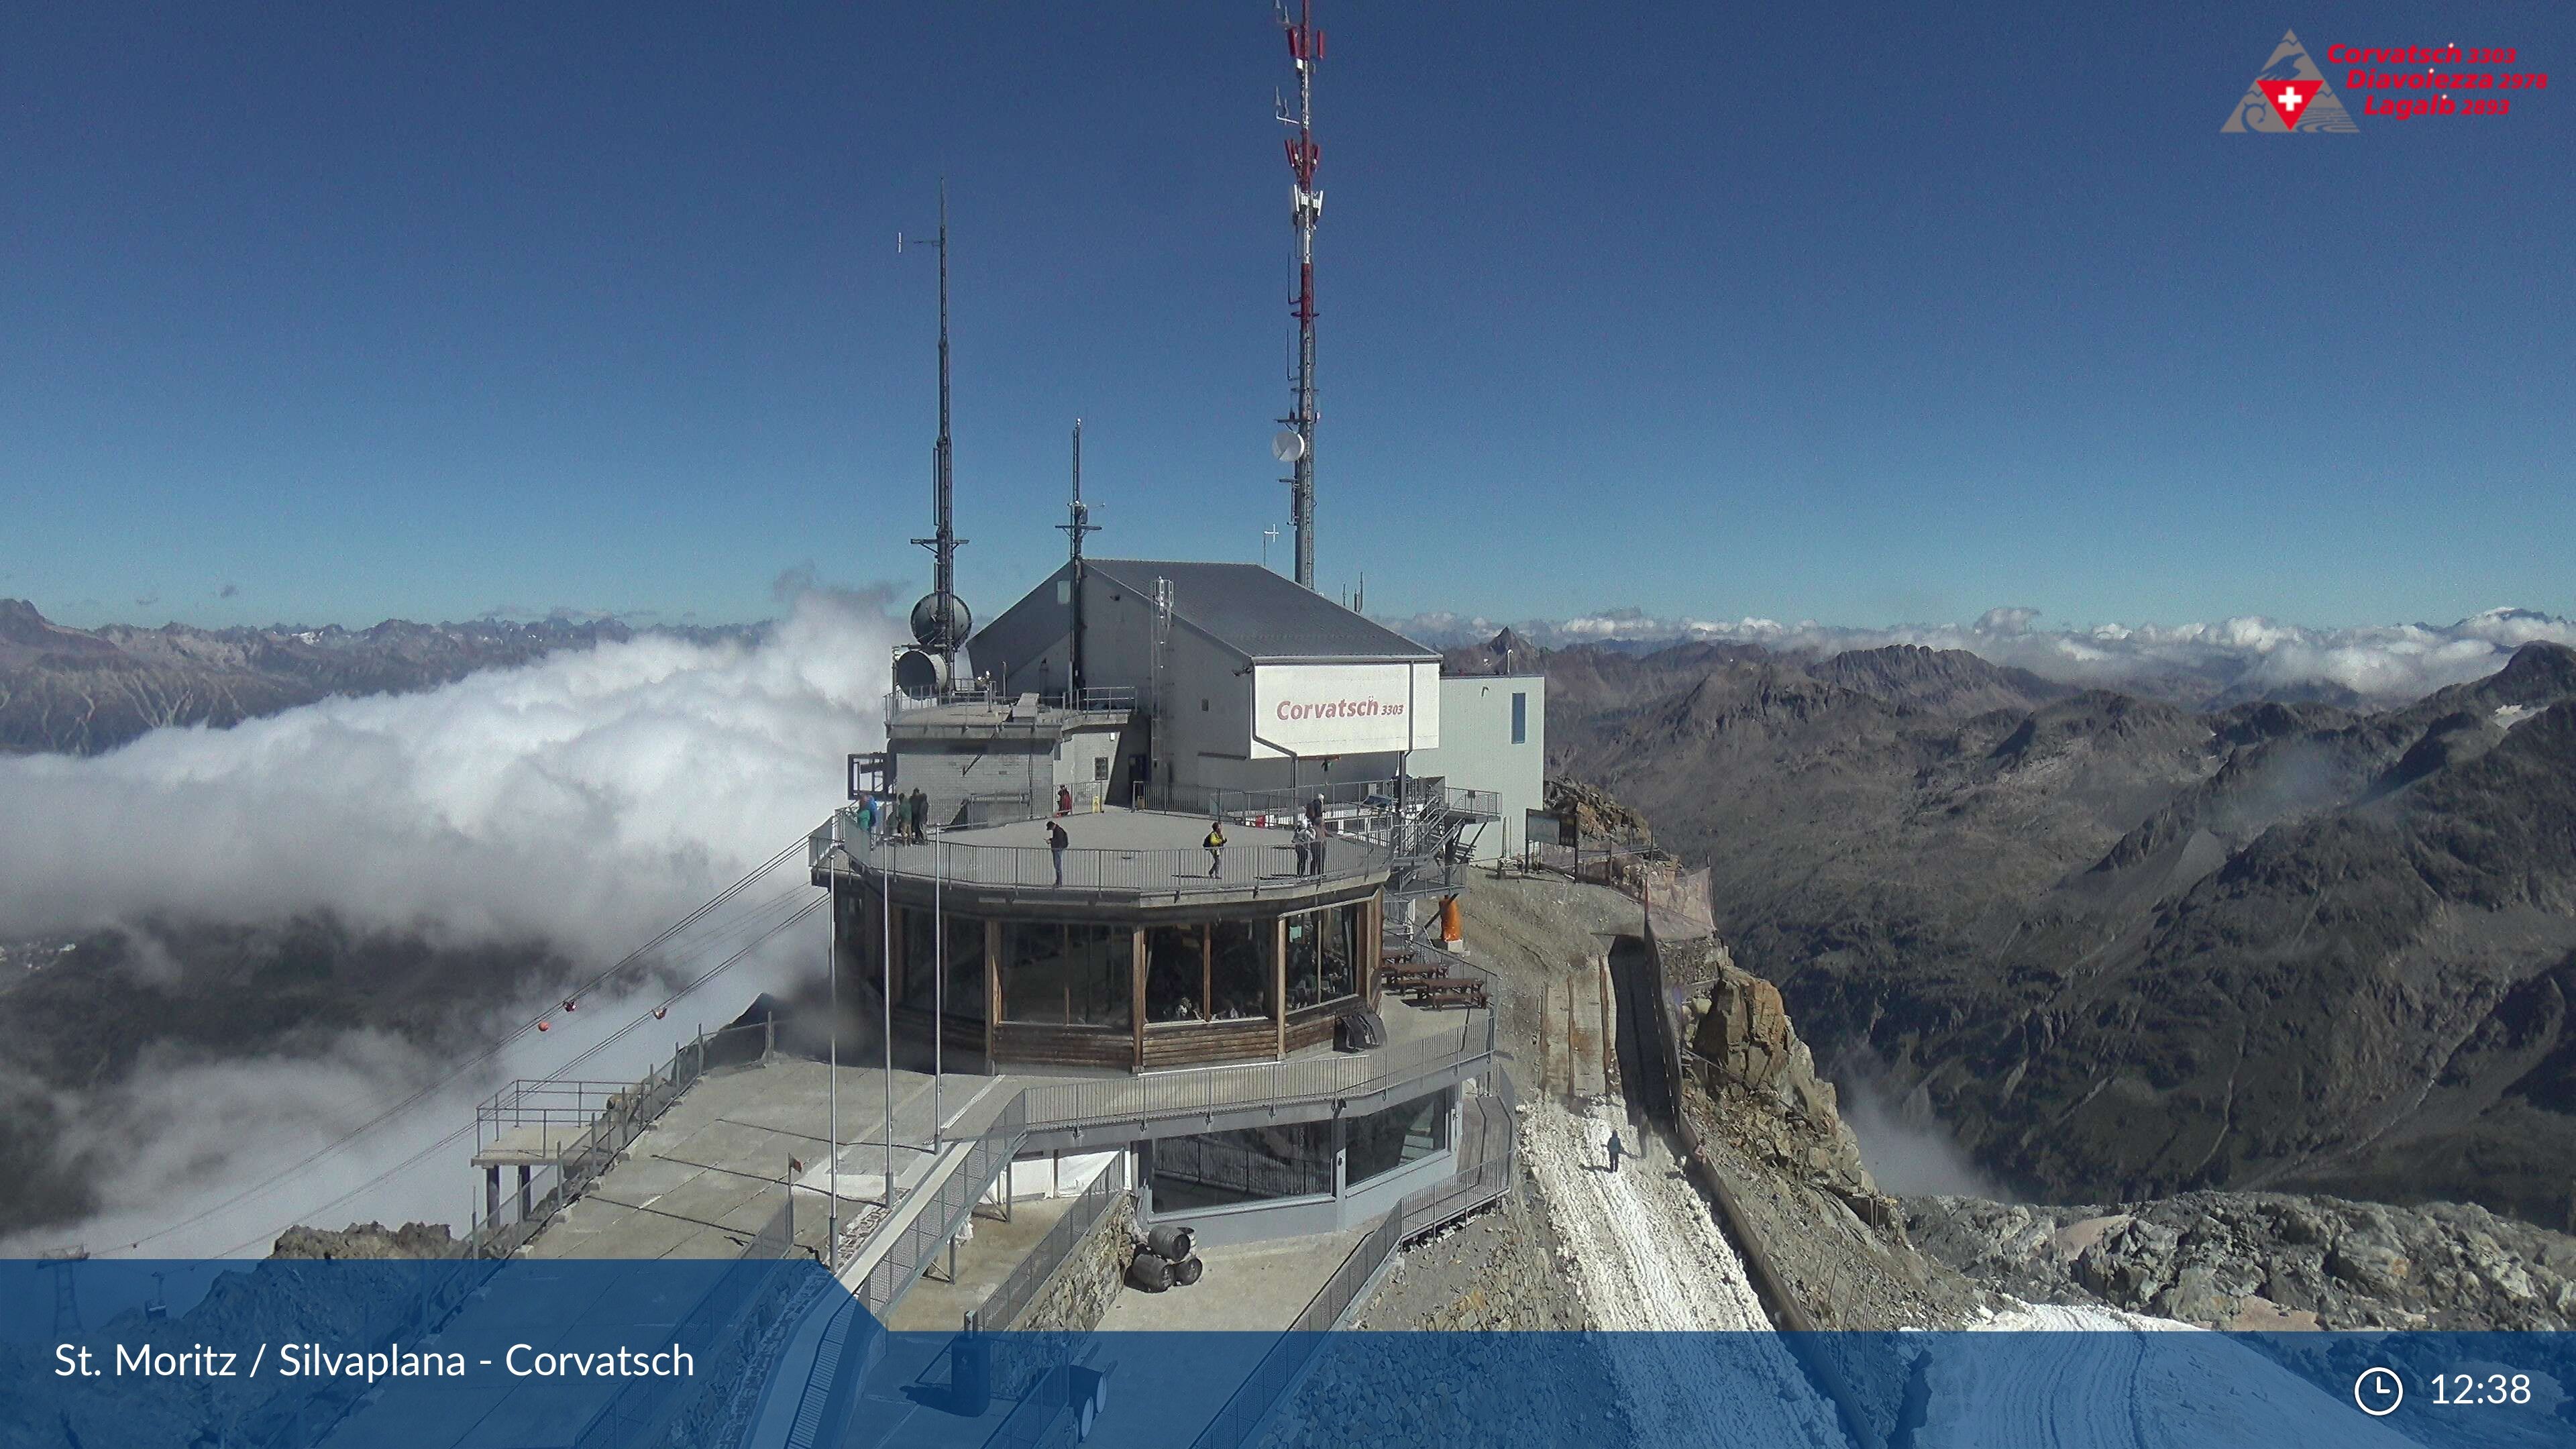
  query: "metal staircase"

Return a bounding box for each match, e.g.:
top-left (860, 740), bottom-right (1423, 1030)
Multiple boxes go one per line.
top-left (1381, 780), bottom-right (1494, 951)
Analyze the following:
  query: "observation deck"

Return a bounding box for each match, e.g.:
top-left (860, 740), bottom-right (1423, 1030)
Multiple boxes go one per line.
top-left (808, 806), bottom-right (1389, 914)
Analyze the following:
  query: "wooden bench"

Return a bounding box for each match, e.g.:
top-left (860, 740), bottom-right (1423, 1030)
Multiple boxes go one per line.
top-left (1405, 985), bottom-right (1488, 1010)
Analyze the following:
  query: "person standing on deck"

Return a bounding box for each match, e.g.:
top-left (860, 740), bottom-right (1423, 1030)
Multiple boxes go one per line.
top-left (1203, 820), bottom-right (1228, 877)
top-left (1291, 818), bottom-right (1315, 877)
top-left (1047, 818), bottom-right (1069, 886)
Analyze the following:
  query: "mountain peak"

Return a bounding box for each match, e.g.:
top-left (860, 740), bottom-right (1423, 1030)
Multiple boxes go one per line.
top-left (2491, 639), bottom-right (2576, 695)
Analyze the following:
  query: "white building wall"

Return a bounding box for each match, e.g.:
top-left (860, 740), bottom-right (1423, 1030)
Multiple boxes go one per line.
top-left (1405, 676), bottom-right (1547, 860)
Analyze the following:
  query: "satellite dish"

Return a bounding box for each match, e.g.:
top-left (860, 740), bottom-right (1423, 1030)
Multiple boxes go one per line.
top-left (1272, 429), bottom-right (1306, 464)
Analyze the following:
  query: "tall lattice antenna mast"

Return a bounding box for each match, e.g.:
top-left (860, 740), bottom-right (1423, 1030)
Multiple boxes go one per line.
top-left (1275, 1), bottom-right (1323, 590)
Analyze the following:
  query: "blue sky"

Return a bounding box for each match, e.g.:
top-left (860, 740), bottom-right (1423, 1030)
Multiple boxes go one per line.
top-left (3, 2), bottom-right (2570, 633)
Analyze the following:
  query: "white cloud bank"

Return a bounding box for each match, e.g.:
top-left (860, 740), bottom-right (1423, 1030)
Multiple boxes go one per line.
top-left (1387, 606), bottom-right (2576, 707)
top-left (0, 588), bottom-right (902, 1256)
top-left (1, 589), bottom-right (898, 946)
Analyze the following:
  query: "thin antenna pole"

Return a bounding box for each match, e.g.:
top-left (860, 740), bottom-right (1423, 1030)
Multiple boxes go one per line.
top-left (1276, 1), bottom-right (1323, 590)
top-left (1059, 418), bottom-right (1099, 703)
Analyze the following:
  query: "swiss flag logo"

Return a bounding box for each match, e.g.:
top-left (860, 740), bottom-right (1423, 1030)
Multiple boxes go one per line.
top-left (2263, 79), bottom-right (2322, 129)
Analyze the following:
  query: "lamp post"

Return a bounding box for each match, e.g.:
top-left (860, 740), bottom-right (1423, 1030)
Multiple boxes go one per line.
top-left (882, 851), bottom-right (895, 1209)
top-left (943, 830), bottom-right (953, 1144)
top-left (828, 862), bottom-right (839, 1262)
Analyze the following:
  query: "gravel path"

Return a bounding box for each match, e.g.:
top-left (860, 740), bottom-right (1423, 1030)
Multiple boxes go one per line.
top-left (1520, 1095), bottom-right (1842, 1447)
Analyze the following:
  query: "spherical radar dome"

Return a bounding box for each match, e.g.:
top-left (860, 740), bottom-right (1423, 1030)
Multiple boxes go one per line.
top-left (909, 591), bottom-right (973, 647)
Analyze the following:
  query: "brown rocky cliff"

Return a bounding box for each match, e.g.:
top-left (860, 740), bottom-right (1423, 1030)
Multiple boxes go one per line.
top-left (1683, 950), bottom-right (1888, 1224)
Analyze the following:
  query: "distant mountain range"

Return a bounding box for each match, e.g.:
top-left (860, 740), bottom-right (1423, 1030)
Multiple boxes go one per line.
top-left (0, 600), bottom-right (755, 755)
top-left (1487, 629), bottom-right (2576, 1229)
top-left (1400, 605), bottom-right (2576, 712)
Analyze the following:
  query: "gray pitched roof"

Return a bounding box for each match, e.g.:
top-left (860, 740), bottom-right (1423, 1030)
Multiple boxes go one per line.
top-left (1087, 559), bottom-right (1436, 663)
top-left (969, 559), bottom-right (1434, 669)
top-left (964, 561), bottom-right (1073, 682)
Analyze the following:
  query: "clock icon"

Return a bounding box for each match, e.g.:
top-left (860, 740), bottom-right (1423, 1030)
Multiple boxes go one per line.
top-left (2355, 1366), bottom-right (2405, 1417)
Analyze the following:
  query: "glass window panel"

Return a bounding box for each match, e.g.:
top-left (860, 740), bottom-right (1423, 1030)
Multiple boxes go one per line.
top-left (1346, 1091), bottom-right (1446, 1187)
top-left (998, 921), bottom-right (1060, 1024)
top-left (902, 908), bottom-right (983, 1018)
top-left (1150, 1122), bottom-right (1334, 1210)
top-left (947, 914), bottom-right (986, 1020)
top-left (999, 921), bottom-right (1128, 1027)
top-left (1320, 902), bottom-right (1356, 1003)
top-left (1145, 925), bottom-right (1206, 1022)
top-left (902, 908), bottom-right (937, 1007)
top-left (1209, 920), bottom-right (1269, 1021)
top-left (1285, 912), bottom-right (1321, 1010)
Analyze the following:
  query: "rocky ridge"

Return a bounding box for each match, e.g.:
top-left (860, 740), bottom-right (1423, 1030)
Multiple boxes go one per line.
top-left (1908, 1191), bottom-right (2576, 1332)
top-left (269, 1220), bottom-right (461, 1260)
top-left (1536, 629), bottom-right (2576, 1224)
top-left (0, 598), bottom-right (752, 755)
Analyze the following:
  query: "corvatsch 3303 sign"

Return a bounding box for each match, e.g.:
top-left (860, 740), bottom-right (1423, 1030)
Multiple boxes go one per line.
top-left (1249, 661), bottom-right (1440, 757)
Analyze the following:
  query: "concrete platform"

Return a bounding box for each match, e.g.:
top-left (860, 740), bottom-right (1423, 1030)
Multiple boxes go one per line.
top-left (519, 1058), bottom-right (1013, 1262)
top-left (878, 1191), bottom-right (1081, 1332)
top-left (472, 1123), bottom-right (588, 1168)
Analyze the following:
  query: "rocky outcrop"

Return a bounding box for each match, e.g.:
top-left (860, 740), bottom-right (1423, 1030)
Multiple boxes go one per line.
top-left (1542, 778), bottom-right (1653, 844)
top-left (1654, 933), bottom-right (1989, 1336)
top-left (1907, 1191), bottom-right (2576, 1330)
top-left (1684, 956), bottom-right (1884, 1220)
top-left (269, 1221), bottom-right (460, 1259)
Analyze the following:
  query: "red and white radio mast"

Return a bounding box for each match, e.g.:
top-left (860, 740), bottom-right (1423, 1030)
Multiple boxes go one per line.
top-left (1275, 1), bottom-right (1323, 590)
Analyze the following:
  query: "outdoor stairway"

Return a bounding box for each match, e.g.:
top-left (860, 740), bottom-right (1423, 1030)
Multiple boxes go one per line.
top-left (1381, 782), bottom-right (1481, 950)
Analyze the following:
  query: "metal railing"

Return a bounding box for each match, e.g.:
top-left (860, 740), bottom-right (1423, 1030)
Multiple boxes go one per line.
top-left (810, 811), bottom-right (1391, 898)
top-left (466, 1018), bottom-right (775, 1258)
top-left (1201, 776), bottom-right (1495, 828)
top-left (1008, 1006), bottom-right (1494, 1140)
top-left (885, 684), bottom-right (1138, 716)
top-left (851, 1093), bottom-right (1030, 1316)
top-left (967, 1167), bottom-right (1128, 1332)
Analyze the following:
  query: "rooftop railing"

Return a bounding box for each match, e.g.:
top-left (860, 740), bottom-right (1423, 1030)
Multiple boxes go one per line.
top-left (885, 684), bottom-right (1138, 717)
top-left (1203, 777), bottom-right (1501, 830)
top-left (808, 810), bottom-right (1391, 899)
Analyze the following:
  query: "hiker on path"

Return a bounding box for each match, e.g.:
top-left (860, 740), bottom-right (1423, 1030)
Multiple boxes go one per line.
top-left (1605, 1127), bottom-right (1625, 1173)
